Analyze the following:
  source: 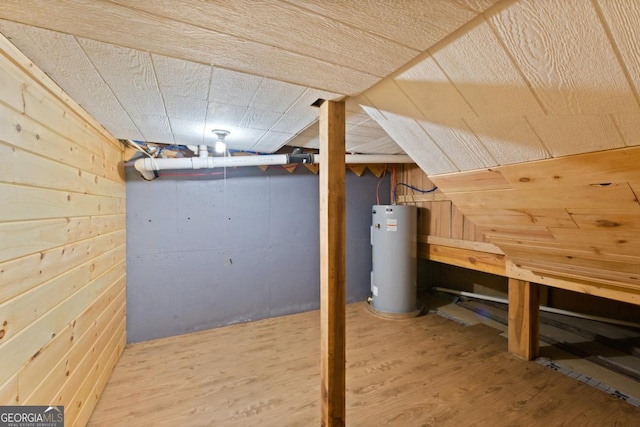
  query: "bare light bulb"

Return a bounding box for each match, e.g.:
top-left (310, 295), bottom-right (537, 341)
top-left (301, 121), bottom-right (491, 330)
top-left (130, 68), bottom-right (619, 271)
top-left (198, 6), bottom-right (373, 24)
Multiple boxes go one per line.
top-left (214, 140), bottom-right (226, 154)
top-left (212, 129), bottom-right (230, 154)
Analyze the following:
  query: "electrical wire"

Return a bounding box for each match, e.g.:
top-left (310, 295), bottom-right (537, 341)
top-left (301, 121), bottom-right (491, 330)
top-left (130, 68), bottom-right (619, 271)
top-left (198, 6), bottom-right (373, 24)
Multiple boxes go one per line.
top-left (375, 166), bottom-right (387, 205)
top-left (393, 182), bottom-right (438, 204)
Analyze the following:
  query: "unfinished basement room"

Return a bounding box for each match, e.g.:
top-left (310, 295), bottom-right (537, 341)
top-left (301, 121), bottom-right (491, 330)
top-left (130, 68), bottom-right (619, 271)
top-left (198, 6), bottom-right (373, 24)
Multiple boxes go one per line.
top-left (1, 1), bottom-right (640, 426)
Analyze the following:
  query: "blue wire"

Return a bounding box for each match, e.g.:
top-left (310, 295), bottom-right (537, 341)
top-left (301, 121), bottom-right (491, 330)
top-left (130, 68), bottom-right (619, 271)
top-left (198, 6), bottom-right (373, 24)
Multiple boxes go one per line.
top-left (393, 182), bottom-right (438, 204)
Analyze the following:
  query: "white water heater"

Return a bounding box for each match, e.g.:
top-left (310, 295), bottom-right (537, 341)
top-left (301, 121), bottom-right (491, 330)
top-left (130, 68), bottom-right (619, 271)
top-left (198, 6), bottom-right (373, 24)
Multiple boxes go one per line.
top-left (370, 204), bottom-right (419, 318)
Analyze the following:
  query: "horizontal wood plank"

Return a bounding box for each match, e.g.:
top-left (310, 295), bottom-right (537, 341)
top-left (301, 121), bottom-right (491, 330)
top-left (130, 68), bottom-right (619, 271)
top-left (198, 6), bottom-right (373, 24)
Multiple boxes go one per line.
top-left (20, 285), bottom-right (125, 404)
top-left (0, 215), bottom-right (125, 263)
top-left (0, 103), bottom-right (123, 182)
top-left (0, 265), bottom-right (125, 385)
top-left (419, 242), bottom-right (506, 276)
top-left (0, 249), bottom-right (126, 344)
top-left (0, 229), bottom-right (126, 304)
top-left (448, 183), bottom-right (639, 210)
top-left (431, 168), bottom-right (512, 193)
top-left (0, 183), bottom-right (125, 221)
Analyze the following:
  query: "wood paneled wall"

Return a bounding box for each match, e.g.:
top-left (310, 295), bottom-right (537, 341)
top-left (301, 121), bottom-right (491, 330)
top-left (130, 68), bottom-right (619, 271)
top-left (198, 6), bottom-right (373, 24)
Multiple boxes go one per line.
top-left (0, 34), bottom-right (126, 426)
top-left (411, 147), bottom-right (640, 306)
top-left (397, 164), bottom-right (486, 243)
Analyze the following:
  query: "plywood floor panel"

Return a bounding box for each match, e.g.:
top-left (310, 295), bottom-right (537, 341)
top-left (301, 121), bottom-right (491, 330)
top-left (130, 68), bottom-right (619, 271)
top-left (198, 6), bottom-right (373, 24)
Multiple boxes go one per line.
top-left (89, 303), bottom-right (639, 426)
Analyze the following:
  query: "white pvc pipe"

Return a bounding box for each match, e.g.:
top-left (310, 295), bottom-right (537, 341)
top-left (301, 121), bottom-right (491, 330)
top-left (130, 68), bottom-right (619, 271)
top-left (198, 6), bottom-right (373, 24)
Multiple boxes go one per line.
top-left (134, 154), bottom-right (290, 180)
top-left (134, 153), bottom-right (414, 180)
top-left (433, 286), bottom-right (640, 329)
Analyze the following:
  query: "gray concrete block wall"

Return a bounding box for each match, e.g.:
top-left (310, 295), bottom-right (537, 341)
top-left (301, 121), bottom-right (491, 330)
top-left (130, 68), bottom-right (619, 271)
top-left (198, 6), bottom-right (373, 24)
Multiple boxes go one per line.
top-left (126, 166), bottom-right (390, 343)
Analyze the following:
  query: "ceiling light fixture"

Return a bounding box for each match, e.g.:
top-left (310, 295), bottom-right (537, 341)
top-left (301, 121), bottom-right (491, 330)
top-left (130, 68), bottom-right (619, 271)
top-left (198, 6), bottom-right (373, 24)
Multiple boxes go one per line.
top-left (212, 129), bottom-right (230, 154)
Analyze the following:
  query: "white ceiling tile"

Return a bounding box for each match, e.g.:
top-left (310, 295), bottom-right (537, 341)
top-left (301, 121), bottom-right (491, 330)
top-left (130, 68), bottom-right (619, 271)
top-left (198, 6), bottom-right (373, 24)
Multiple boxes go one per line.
top-left (169, 117), bottom-right (205, 138)
top-left (394, 55), bottom-right (476, 124)
top-left (348, 135), bottom-right (405, 155)
top-left (345, 123), bottom-right (388, 138)
top-left (238, 108), bottom-right (283, 131)
top-left (431, 18), bottom-right (544, 118)
top-left (131, 114), bottom-right (173, 144)
top-left (491, 1), bottom-right (638, 115)
top-left (361, 102), bottom-right (457, 175)
top-left (464, 116), bottom-right (550, 164)
top-left (152, 54), bottom-right (211, 100)
top-left (0, 20), bottom-right (140, 138)
top-left (345, 133), bottom-right (376, 146)
top-left (250, 79), bottom-right (307, 113)
top-left (527, 115), bottom-right (624, 157)
top-left (206, 102), bottom-right (246, 129)
top-left (78, 38), bottom-right (166, 117)
top-left (270, 88), bottom-right (335, 133)
top-left (252, 131), bottom-right (294, 152)
top-left (286, 123), bottom-right (319, 149)
top-left (209, 67), bottom-right (262, 106)
top-left (82, 105), bottom-right (142, 141)
top-left (225, 128), bottom-right (267, 151)
top-left (362, 79), bottom-right (458, 173)
top-left (417, 119), bottom-right (497, 171)
top-left (164, 96), bottom-right (208, 121)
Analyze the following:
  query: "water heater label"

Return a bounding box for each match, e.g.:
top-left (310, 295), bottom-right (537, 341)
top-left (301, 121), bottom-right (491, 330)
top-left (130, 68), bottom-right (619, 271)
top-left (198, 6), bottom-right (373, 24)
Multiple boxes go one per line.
top-left (386, 218), bottom-right (397, 232)
top-left (372, 285), bottom-right (378, 296)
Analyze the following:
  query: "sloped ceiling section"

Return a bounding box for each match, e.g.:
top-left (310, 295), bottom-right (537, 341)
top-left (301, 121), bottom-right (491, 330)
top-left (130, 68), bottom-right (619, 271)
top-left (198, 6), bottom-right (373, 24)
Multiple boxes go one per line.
top-left (360, 0), bottom-right (640, 175)
top-left (0, 0), bottom-right (496, 154)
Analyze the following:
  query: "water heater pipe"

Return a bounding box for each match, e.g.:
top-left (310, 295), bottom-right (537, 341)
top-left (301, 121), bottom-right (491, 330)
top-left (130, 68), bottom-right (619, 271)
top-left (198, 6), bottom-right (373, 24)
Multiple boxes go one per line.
top-left (134, 153), bottom-right (413, 180)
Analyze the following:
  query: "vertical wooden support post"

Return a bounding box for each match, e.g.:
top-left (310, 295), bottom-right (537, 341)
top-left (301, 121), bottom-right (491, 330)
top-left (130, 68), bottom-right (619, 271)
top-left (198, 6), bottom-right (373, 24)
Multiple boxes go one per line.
top-left (508, 278), bottom-right (540, 360)
top-left (319, 99), bottom-right (346, 427)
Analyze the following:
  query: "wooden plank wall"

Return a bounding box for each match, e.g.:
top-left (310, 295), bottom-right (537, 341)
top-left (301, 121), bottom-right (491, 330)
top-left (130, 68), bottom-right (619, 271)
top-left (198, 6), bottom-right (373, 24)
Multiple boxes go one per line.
top-left (426, 147), bottom-right (640, 305)
top-left (397, 164), bottom-right (486, 243)
top-left (0, 34), bottom-right (126, 426)
top-left (397, 164), bottom-right (509, 277)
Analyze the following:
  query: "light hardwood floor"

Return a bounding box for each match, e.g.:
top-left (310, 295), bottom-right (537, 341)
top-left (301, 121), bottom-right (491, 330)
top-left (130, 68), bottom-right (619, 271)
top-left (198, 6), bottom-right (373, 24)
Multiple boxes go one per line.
top-left (88, 302), bottom-right (639, 426)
